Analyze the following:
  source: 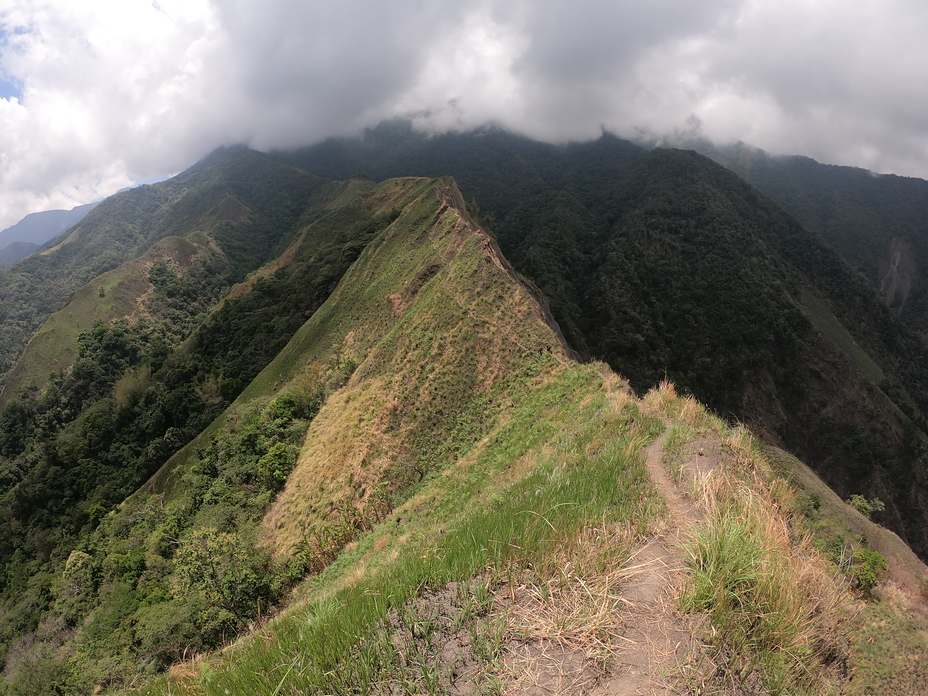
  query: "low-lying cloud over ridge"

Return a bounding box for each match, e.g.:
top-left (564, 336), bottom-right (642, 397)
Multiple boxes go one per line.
top-left (2, 0), bottom-right (928, 230)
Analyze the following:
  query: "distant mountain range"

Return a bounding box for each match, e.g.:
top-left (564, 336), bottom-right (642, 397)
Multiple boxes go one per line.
top-left (0, 241), bottom-right (39, 265)
top-left (0, 202), bottom-right (99, 264)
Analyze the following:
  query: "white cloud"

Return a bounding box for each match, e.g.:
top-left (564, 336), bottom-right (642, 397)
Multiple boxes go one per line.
top-left (0, 0), bottom-right (217, 227)
top-left (2, 0), bottom-right (928, 230)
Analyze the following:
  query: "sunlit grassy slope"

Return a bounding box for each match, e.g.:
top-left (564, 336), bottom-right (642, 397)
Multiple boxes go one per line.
top-left (123, 176), bottom-right (926, 696)
top-left (146, 176), bottom-right (566, 500)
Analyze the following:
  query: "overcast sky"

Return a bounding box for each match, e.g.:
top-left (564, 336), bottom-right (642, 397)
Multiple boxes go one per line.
top-left (2, 0), bottom-right (928, 231)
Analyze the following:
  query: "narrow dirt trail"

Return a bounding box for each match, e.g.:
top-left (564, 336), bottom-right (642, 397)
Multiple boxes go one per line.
top-left (592, 425), bottom-right (707, 696)
top-left (491, 426), bottom-right (710, 696)
top-left (641, 427), bottom-right (700, 527)
top-left (483, 396), bottom-right (732, 696)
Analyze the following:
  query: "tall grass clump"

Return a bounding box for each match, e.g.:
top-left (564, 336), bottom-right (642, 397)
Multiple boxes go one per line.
top-left (641, 381), bottom-right (726, 434)
top-left (681, 454), bottom-right (848, 694)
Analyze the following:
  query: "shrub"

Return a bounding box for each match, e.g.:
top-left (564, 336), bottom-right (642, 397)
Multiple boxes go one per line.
top-left (257, 441), bottom-right (297, 490)
top-left (851, 549), bottom-right (887, 593)
top-left (846, 494), bottom-right (885, 519)
top-left (171, 528), bottom-right (278, 622)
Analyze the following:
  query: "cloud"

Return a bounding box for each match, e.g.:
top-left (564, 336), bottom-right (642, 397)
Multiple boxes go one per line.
top-left (0, 0), bottom-right (218, 227)
top-left (687, 0), bottom-right (928, 175)
top-left (2, 0), bottom-right (928, 230)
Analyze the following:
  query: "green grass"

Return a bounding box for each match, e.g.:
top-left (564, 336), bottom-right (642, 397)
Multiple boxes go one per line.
top-left (139, 179), bottom-right (439, 498)
top-left (147, 177), bottom-right (560, 536)
top-left (59, 172), bottom-right (921, 695)
top-left (106, 175), bottom-right (671, 696)
top-left (661, 421), bottom-right (698, 481)
top-left (682, 507), bottom-right (820, 694)
top-left (845, 596), bottom-right (928, 695)
top-left (135, 364), bottom-right (663, 695)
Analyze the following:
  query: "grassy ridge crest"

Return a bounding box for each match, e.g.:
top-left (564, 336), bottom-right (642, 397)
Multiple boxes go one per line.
top-left (131, 175), bottom-right (922, 696)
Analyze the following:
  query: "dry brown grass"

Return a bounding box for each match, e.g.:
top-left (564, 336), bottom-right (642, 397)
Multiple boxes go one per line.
top-left (490, 520), bottom-right (715, 696)
top-left (680, 426), bottom-right (851, 693)
top-left (504, 524), bottom-right (640, 662)
top-left (164, 652), bottom-right (206, 691)
top-left (676, 394), bottom-right (719, 432)
top-left (260, 180), bottom-right (568, 558)
top-left (640, 380), bottom-right (679, 417)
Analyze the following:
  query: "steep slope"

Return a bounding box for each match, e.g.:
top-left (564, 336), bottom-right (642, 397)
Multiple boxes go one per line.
top-left (134, 378), bottom-right (927, 696)
top-left (696, 140), bottom-right (928, 336)
top-left (0, 232), bottom-right (223, 403)
top-left (0, 175), bottom-right (378, 407)
top-left (509, 148), bottom-right (928, 559)
top-left (137, 380), bottom-right (928, 696)
top-left (256, 175), bottom-right (574, 553)
top-left (0, 173), bottom-right (392, 576)
top-left (277, 127), bottom-right (928, 562)
top-left (0, 176), bottom-right (402, 686)
top-left (144, 173), bottom-right (573, 507)
top-left (0, 175), bottom-right (578, 693)
top-left (0, 148), bottom-right (327, 385)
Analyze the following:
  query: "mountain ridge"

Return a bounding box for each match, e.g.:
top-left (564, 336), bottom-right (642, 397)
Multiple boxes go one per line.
top-left (0, 135), bottom-right (926, 694)
top-left (273, 128), bottom-right (928, 559)
top-left (0, 202), bottom-right (99, 251)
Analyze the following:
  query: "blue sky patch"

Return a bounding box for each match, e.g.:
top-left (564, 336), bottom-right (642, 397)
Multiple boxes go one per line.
top-left (0, 27), bottom-right (23, 101)
top-left (0, 77), bottom-right (22, 101)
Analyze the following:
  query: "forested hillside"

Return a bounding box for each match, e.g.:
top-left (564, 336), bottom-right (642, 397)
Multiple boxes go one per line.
top-left (0, 147), bottom-right (326, 385)
top-left (276, 126), bottom-right (928, 561)
top-left (695, 140), bottom-right (928, 337)
top-left (0, 174), bottom-right (588, 694)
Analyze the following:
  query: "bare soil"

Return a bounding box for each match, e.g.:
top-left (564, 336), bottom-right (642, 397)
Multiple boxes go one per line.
top-left (486, 425), bottom-right (718, 696)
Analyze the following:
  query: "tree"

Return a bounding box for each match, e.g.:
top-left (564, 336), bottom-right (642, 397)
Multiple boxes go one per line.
top-left (846, 494), bottom-right (885, 519)
top-left (171, 528), bottom-right (276, 622)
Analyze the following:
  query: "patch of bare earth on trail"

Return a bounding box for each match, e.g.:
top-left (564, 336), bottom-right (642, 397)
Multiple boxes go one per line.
top-left (587, 429), bottom-right (711, 696)
top-left (479, 426), bottom-right (721, 696)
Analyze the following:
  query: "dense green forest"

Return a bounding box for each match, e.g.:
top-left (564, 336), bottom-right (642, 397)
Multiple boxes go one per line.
top-left (692, 140), bottom-right (928, 336)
